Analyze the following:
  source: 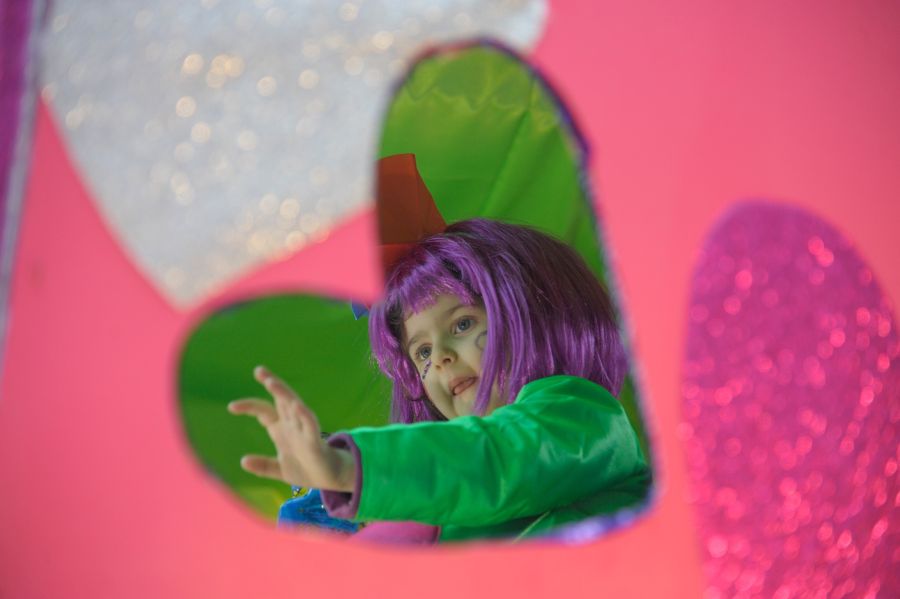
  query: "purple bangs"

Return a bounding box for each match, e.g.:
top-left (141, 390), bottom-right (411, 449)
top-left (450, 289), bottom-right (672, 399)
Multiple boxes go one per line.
top-left (368, 219), bottom-right (626, 424)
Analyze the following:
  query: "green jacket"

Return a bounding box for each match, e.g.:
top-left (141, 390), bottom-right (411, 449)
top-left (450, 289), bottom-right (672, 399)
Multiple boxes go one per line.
top-left (332, 375), bottom-right (650, 542)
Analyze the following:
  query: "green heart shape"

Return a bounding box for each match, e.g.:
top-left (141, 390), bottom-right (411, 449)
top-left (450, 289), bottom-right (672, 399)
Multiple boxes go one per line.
top-left (179, 44), bottom-right (649, 522)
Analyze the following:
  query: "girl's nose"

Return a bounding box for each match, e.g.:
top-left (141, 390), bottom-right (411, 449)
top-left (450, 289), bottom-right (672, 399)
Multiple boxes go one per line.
top-left (432, 343), bottom-right (456, 365)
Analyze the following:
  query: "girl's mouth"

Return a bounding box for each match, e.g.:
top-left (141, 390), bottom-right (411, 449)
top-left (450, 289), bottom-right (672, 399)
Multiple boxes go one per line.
top-left (451, 377), bottom-right (477, 396)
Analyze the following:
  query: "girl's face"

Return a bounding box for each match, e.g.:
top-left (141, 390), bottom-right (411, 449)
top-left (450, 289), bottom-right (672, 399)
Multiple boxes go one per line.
top-left (402, 293), bottom-right (503, 419)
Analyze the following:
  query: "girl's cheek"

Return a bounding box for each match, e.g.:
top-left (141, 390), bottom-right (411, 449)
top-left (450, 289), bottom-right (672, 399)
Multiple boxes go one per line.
top-left (475, 330), bottom-right (487, 350)
top-left (424, 379), bottom-right (444, 403)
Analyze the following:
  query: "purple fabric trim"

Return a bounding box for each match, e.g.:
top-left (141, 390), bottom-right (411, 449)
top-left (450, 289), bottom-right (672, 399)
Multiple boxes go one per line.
top-left (320, 432), bottom-right (362, 519)
top-left (350, 521), bottom-right (440, 545)
top-left (320, 433), bottom-right (440, 544)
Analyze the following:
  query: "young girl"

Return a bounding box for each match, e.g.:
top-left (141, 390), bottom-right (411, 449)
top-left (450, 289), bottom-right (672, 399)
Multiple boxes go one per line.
top-left (229, 216), bottom-right (651, 543)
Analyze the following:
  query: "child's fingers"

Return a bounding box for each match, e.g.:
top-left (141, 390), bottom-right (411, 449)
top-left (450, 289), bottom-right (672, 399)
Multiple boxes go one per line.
top-left (228, 399), bottom-right (278, 427)
top-left (239, 455), bottom-right (284, 481)
top-left (249, 366), bottom-right (294, 424)
top-left (253, 365), bottom-right (272, 383)
top-left (263, 376), bottom-right (298, 424)
top-left (261, 374), bottom-right (297, 399)
top-left (251, 366), bottom-right (318, 433)
top-left (255, 368), bottom-right (296, 405)
top-left (291, 399), bottom-right (319, 436)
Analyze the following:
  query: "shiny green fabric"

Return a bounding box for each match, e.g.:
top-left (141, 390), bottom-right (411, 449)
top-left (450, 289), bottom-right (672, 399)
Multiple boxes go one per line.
top-left (349, 375), bottom-right (650, 542)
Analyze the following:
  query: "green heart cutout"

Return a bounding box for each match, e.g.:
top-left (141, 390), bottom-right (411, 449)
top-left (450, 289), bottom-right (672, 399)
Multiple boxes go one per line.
top-left (179, 44), bottom-right (650, 522)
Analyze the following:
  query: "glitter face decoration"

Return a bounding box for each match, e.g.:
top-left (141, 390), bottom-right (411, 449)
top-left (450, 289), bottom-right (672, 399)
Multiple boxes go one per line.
top-left (682, 202), bottom-right (899, 597)
top-left (40, 1), bottom-right (547, 306)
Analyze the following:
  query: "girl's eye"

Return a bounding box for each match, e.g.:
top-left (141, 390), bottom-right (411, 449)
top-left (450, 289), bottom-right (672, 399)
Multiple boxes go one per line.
top-left (455, 317), bottom-right (474, 333)
top-left (415, 345), bottom-right (432, 361)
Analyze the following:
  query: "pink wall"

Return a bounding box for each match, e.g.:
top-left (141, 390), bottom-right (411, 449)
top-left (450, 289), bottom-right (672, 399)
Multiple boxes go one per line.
top-left (2, 2), bottom-right (898, 597)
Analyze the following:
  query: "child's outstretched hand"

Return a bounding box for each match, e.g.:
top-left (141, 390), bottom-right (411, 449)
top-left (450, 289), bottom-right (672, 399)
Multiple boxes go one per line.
top-left (228, 366), bottom-right (356, 492)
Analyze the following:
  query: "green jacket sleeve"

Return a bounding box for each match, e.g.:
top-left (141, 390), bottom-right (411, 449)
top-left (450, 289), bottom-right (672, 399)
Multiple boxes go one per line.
top-left (348, 375), bottom-right (649, 527)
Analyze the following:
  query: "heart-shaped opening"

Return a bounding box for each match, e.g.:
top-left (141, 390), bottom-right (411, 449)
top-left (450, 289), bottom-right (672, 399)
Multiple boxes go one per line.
top-left (179, 43), bottom-right (654, 544)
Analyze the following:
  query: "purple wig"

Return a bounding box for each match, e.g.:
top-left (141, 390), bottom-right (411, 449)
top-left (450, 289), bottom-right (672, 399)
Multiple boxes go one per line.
top-left (368, 219), bottom-right (627, 424)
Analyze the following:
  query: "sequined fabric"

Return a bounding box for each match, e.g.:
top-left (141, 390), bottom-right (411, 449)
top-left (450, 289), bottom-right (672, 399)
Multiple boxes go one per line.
top-left (40, 0), bottom-right (546, 305)
top-left (683, 201), bottom-right (899, 597)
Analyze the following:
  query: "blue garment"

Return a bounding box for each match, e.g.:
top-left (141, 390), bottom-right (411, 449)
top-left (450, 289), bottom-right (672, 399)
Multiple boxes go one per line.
top-left (277, 487), bottom-right (360, 534)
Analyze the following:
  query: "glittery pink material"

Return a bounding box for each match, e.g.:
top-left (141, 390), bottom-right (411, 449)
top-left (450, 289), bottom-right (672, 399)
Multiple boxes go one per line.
top-left (682, 202), bottom-right (899, 598)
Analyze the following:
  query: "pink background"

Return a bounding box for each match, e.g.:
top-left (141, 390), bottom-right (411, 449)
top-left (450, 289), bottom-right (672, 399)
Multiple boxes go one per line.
top-left (2, 2), bottom-right (898, 597)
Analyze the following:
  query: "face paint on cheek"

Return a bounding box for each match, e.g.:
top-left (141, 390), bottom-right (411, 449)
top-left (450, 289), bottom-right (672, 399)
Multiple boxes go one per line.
top-left (475, 331), bottom-right (487, 350)
top-left (421, 359), bottom-right (431, 381)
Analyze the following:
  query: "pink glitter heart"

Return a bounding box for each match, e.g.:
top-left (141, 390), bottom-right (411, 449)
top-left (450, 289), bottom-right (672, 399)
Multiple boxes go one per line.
top-left (682, 201), bottom-right (899, 598)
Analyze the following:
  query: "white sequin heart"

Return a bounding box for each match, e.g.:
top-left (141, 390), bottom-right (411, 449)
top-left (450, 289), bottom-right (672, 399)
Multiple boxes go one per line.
top-left (41, 0), bottom-right (546, 305)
